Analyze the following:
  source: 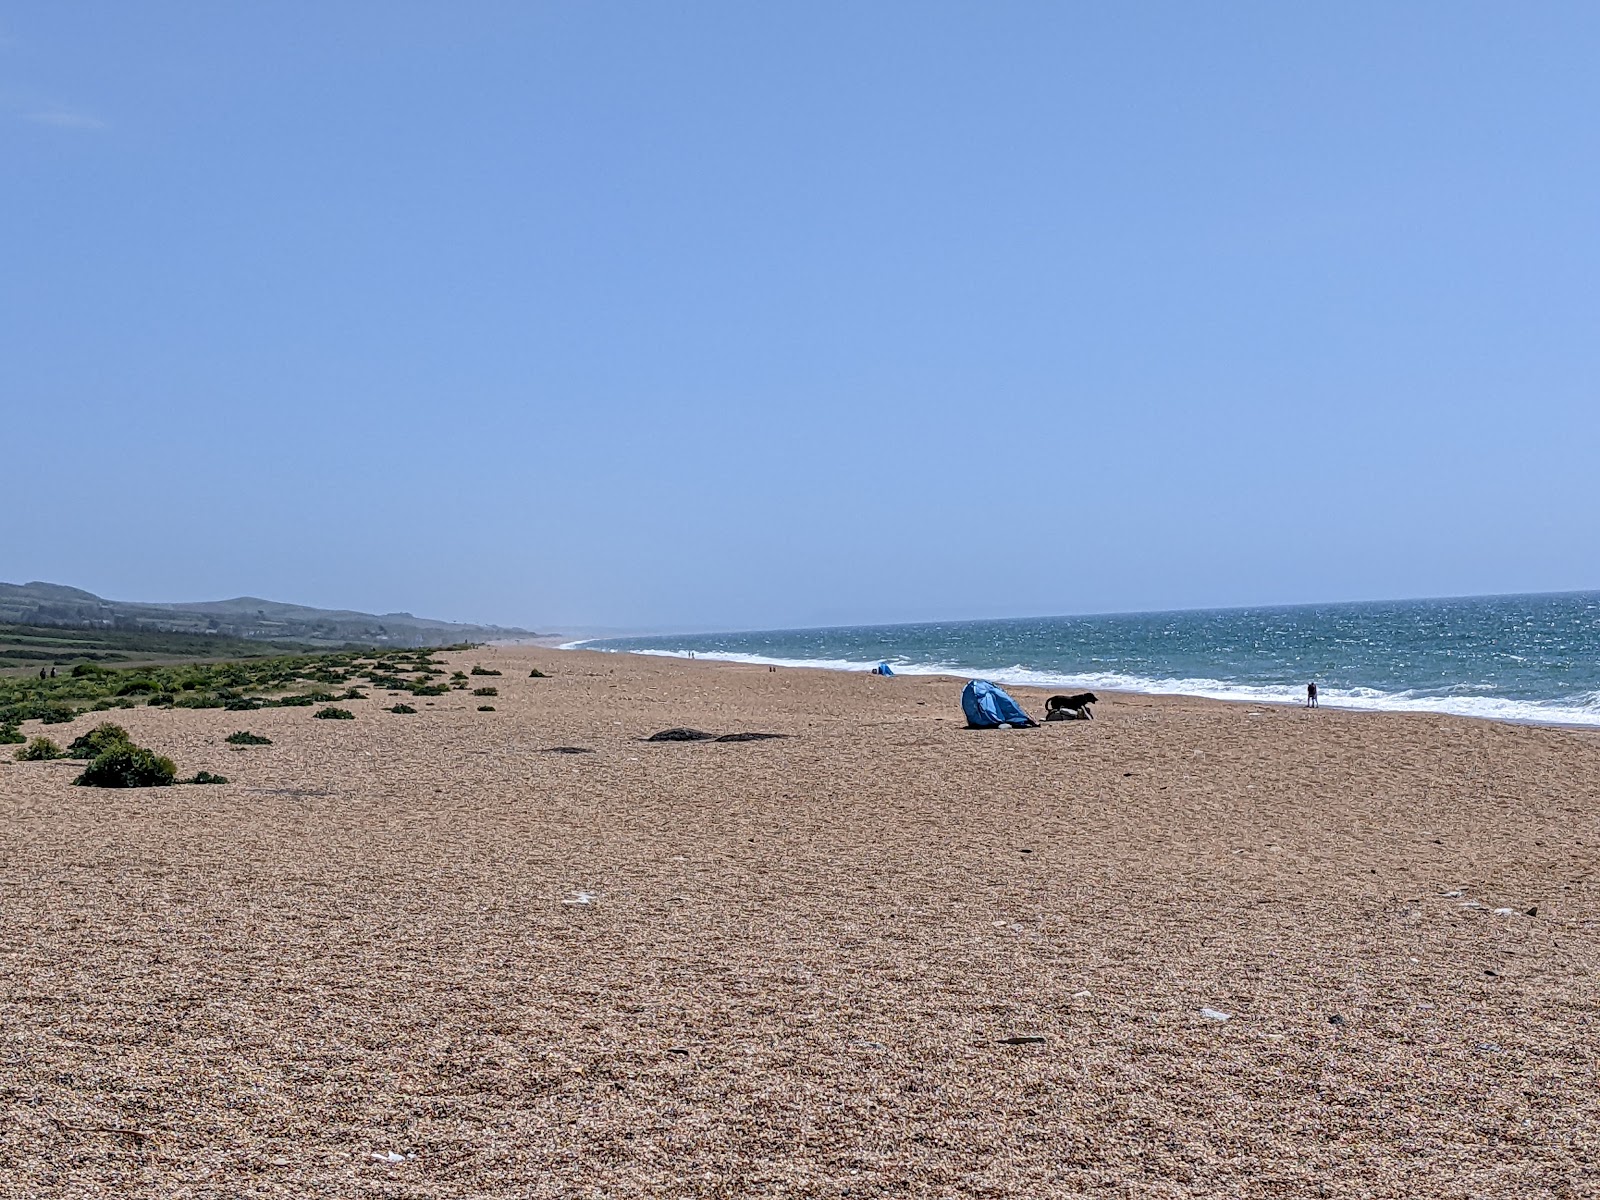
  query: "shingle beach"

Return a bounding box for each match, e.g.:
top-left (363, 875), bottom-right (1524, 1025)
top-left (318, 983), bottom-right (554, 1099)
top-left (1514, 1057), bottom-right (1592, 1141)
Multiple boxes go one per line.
top-left (3, 647), bottom-right (1598, 1197)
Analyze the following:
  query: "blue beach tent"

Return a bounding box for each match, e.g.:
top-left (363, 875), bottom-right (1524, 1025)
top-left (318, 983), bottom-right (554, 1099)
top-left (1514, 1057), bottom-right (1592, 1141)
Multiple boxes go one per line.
top-left (961, 679), bottom-right (1036, 728)
top-left (874, 662), bottom-right (895, 676)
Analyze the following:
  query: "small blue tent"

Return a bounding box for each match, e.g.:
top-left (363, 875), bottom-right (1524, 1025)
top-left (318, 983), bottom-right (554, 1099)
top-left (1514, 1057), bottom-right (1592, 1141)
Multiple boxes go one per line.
top-left (961, 679), bottom-right (1036, 728)
top-left (874, 662), bottom-right (895, 676)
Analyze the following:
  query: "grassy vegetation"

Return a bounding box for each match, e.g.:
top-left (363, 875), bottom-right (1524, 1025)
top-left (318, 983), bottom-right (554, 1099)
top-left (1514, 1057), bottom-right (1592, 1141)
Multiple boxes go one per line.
top-left (3, 642), bottom-right (492, 785)
top-left (0, 646), bottom-right (461, 729)
top-left (470, 665), bottom-right (501, 676)
top-left (471, 686), bottom-right (498, 697)
top-left (0, 622), bottom-right (320, 672)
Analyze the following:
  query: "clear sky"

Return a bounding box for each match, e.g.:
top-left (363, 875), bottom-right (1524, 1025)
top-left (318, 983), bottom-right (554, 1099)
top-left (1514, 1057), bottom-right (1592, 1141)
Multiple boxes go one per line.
top-left (4, 3), bottom-right (1597, 633)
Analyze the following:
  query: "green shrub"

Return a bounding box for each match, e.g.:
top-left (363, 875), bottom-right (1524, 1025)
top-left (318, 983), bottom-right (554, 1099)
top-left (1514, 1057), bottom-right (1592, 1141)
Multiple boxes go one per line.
top-left (477, 705), bottom-right (496, 711)
top-left (74, 744), bottom-right (177, 788)
top-left (0, 724), bottom-right (22, 745)
top-left (66, 723), bottom-right (132, 759)
top-left (277, 693), bottom-right (316, 706)
top-left (471, 686), bottom-right (498, 697)
top-left (528, 668), bottom-right (548, 678)
top-left (470, 666), bottom-right (501, 676)
top-left (186, 770), bottom-right (229, 785)
top-left (410, 683), bottom-right (449, 696)
top-left (338, 689), bottom-right (367, 700)
top-left (16, 736), bottom-right (62, 761)
top-left (147, 693), bottom-right (175, 707)
top-left (116, 679), bottom-right (159, 696)
top-left (224, 731), bottom-right (272, 746)
top-left (38, 703), bottom-right (76, 724)
top-left (174, 693), bottom-right (224, 709)
top-left (313, 707), bottom-right (354, 720)
top-left (389, 703), bottom-right (417, 714)
top-left (450, 671), bottom-right (468, 682)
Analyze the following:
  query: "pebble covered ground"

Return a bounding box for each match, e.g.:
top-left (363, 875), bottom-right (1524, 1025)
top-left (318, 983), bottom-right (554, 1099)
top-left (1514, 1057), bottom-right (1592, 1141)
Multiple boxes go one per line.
top-left (2, 648), bottom-right (1598, 1197)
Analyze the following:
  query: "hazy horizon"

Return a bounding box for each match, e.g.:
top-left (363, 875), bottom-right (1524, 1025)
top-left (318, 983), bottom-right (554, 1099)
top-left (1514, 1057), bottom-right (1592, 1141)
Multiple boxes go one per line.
top-left (5, 4), bottom-right (1596, 629)
top-left (18, 576), bottom-right (1597, 643)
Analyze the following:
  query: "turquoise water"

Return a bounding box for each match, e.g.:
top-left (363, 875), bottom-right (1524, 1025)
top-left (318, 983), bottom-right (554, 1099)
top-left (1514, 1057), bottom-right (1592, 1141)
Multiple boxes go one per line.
top-left (576, 592), bottom-right (1600, 726)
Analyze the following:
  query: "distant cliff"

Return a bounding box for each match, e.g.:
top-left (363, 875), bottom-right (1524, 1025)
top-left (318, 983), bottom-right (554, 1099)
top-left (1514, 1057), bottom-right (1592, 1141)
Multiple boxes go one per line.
top-left (0, 581), bottom-right (535, 648)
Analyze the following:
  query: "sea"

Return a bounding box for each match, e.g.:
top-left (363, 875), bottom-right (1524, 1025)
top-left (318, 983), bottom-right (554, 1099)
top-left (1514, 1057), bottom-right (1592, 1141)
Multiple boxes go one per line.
top-left (573, 592), bottom-right (1600, 728)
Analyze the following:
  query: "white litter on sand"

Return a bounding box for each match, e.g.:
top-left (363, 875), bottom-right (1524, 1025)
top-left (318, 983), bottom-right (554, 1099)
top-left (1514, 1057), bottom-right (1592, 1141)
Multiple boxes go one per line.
top-left (563, 890), bottom-right (596, 905)
top-left (1199, 1006), bottom-right (1232, 1022)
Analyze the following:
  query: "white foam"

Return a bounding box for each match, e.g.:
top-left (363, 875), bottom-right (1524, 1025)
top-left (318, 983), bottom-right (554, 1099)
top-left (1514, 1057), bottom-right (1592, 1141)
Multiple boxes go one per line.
top-left (575, 647), bottom-right (1600, 728)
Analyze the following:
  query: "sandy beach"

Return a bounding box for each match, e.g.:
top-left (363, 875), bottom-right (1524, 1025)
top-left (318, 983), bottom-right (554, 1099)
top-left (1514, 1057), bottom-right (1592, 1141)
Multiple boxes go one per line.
top-left (3, 646), bottom-right (1599, 1198)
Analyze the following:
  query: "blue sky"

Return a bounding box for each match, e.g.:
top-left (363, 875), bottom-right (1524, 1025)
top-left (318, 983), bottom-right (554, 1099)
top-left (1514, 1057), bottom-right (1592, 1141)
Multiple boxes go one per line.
top-left (3, 3), bottom-right (1597, 632)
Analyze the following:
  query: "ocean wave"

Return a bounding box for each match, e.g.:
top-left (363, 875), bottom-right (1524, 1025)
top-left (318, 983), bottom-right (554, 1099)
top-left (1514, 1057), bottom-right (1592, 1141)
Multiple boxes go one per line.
top-left (574, 646), bottom-right (1600, 727)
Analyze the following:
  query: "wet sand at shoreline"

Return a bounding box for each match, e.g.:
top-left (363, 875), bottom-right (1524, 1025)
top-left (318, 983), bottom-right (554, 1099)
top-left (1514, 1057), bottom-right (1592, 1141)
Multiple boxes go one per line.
top-left (3, 647), bottom-right (1598, 1197)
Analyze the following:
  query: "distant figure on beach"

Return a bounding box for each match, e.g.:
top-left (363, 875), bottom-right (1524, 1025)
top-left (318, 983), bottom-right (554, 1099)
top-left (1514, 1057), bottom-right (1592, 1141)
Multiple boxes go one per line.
top-left (1306, 682), bottom-right (1319, 708)
top-left (38, 668), bottom-right (46, 680)
top-left (49, 667), bottom-right (56, 678)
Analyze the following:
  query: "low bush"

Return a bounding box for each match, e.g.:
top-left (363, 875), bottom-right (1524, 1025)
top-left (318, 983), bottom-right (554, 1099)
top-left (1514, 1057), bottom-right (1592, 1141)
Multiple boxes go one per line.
top-left (477, 705), bottom-right (496, 711)
top-left (224, 731), bottom-right (272, 746)
top-left (338, 689), bottom-right (367, 700)
top-left (389, 703), bottom-right (417, 714)
top-left (186, 771), bottom-right (229, 785)
top-left (225, 697), bottom-right (264, 711)
top-left (471, 686), bottom-right (498, 697)
top-left (174, 693), bottom-right (225, 709)
top-left (313, 706), bottom-right (354, 720)
top-left (16, 736), bottom-right (62, 761)
top-left (66, 723), bottom-right (132, 759)
top-left (409, 683), bottom-right (449, 696)
top-left (528, 668), bottom-right (548, 678)
top-left (38, 703), bottom-right (76, 724)
top-left (277, 693), bottom-right (316, 706)
top-left (74, 743), bottom-right (177, 788)
top-left (470, 666), bottom-right (501, 676)
top-left (0, 724), bottom-right (22, 745)
top-left (147, 693), bottom-right (175, 707)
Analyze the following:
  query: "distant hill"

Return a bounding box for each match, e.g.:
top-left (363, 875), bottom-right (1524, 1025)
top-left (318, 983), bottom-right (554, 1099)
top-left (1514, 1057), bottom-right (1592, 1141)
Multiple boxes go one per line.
top-left (0, 581), bottom-right (535, 648)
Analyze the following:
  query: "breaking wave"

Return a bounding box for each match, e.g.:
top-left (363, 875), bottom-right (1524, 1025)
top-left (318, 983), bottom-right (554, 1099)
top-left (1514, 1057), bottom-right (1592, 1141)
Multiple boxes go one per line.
top-left (569, 645), bottom-right (1600, 728)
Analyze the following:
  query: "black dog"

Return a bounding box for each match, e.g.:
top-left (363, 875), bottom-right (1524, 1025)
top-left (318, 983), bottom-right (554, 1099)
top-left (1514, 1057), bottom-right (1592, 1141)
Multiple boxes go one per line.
top-left (1044, 692), bottom-right (1097, 720)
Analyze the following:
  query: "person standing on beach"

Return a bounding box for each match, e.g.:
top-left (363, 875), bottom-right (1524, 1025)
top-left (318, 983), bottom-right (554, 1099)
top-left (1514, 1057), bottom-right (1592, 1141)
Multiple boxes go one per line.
top-left (1306, 682), bottom-right (1319, 708)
